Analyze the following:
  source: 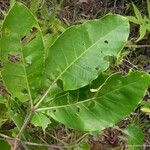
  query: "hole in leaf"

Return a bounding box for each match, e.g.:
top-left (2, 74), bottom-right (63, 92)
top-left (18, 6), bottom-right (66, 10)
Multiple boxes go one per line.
top-left (53, 109), bottom-right (56, 113)
top-left (40, 89), bottom-right (46, 96)
top-left (104, 40), bottom-right (108, 44)
top-left (57, 79), bottom-right (63, 89)
top-left (14, 97), bottom-right (19, 101)
top-left (25, 56), bottom-right (32, 67)
top-left (21, 27), bottom-right (38, 45)
top-left (8, 54), bottom-right (21, 63)
top-left (0, 82), bottom-right (10, 97)
top-left (31, 27), bottom-right (38, 33)
top-left (21, 88), bottom-right (28, 94)
top-left (77, 107), bottom-right (80, 113)
top-left (95, 67), bottom-right (99, 70)
top-left (1, 120), bottom-right (16, 130)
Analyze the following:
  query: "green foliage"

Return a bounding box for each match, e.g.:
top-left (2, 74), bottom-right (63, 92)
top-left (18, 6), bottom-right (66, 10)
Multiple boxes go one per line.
top-left (123, 124), bottom-right (144, 150)
top-left (42, 72), bottom-right (150, 131)
top-left (0, 2), bottom-right (150, 149)
top-left (37, 0), bottom-right (66, 34)
top-left (45, 14), bottom-right (129, 90)
top-left (30, 0), bottom-right (42, 14)
top-left (128, 1), bottom-right (150, 41)
top-left (31, 112), bottom-right (51, 131)
top-left (0, 2), bottom-right (45, 102)
top-left (0, 140), bottom-right (11, 150)
top-left (10, 0), bottom-right (16, 6)
top-left (131, 2), bottom-right (143, 22)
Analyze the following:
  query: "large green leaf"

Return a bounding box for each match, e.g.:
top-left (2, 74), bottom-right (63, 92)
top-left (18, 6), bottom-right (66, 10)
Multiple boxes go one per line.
top-left (0, 2), bottom-right (45, 102)
top-left (45, 14), bottom-right (129, 91)
top-left (38, 72), bottom-right (150, 131)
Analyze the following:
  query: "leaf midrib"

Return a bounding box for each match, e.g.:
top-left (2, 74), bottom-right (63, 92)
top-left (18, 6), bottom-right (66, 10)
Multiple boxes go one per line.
top-left (19, 35), bottom-right (33, 103)
top-left (35, 17), bottom-right (128, 108)
top-left (37, 78), bottom-right (143, 111)
top-left (48, 20), bottom-right (127, 83)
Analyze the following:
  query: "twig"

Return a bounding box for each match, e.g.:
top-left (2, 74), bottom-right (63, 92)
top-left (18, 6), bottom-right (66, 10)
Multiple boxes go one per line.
top-left (46, 132), bottom-right (67, 145)
top-left (24, 141), bottom-right (79, 149)
top-left (75, 133), bottom-right (88, 144)
top-left (0, 133), bottom-right (84, 149)
top-left (123, 59), bottom-right (138, 70)
top-left (13, 111), bottom-right (33, 150)
top-left (0, 133), bottom-right (13, 140)
top-left (125, 45), bottom-right (150, 48)
top-left (113, 0), bottom-right (117, 10)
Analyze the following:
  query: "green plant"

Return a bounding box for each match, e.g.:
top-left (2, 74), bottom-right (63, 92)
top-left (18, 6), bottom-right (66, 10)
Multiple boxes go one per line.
top-left (32, 0), bottom-right (66, 34)
top-left (128, 1), bottom-right (150, 41)
top-left (0, 2), bottom-right (150, 149)
top-left (123, 124), bottom-right (144, 150)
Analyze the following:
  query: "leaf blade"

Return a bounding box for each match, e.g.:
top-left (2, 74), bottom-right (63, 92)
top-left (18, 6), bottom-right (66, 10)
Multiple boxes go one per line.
top-left (43, 72), bottom-right (150, 131)
top-left (45, 15), bottom-right (129, 91)
top-left (0, 2), bottom-right (45, 102)
top-left (137, 25), bottom-right (146, 41)
top-left (31, 112), bottom-right (51, 131)
top-left (132, 2), bottom-right (143, 23)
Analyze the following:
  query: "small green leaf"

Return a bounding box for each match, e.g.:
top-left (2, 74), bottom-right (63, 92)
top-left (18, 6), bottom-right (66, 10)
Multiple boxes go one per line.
top-left (132, 2), bottom-right (143, 23)
top-left (123, 124), bottom-right (144, 150)
top-left (31, 112), bottom-right (51, 131)
top-left (30, 0), bottom-right (42, 14)
top-left (147, 0), bottom-right (150, 18)
top-left (127, 16), bottom-right (140, 24)
top-left (137, 25), bottom-right (147, 41)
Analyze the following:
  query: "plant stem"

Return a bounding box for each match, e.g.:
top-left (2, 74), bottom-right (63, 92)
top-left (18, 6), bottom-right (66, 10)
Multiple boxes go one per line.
top-left (0, 133), bottom-right (13, 140)
top-left (22, 140), bottom-right (82, 149)
top-left (0, 133), bottom-right (85, 149)
top-left (13, 74), bottom-right (66, 149)
top-left (125, 44), bottom-right (150, 48)
top-left (13, 80), bottom-right (59, 149)
top-left (13, 110), bottom-right (33, 150)
top-left (34, 79), bottom-right (58, 109)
